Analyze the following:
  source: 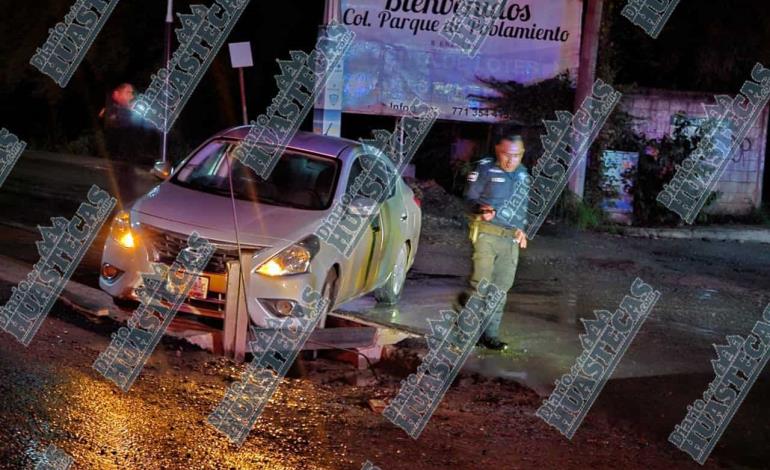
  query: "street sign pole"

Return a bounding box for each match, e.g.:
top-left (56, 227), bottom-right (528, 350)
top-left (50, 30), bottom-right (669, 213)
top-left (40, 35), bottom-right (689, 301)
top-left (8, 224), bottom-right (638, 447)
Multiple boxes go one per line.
top-left (238, 68), bottom-right (248, 125)
top-left (228, 42), bottom-right (254, 126)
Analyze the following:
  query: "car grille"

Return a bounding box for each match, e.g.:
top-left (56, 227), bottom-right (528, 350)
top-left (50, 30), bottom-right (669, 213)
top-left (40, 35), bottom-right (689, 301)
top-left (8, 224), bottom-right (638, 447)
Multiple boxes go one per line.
top-left (141, 225), bottom-right (265, 274)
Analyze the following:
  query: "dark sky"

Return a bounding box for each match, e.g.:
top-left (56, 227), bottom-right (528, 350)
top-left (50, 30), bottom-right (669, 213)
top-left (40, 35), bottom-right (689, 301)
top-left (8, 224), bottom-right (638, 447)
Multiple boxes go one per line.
top-left (606, 0), bottom-right (770, 93)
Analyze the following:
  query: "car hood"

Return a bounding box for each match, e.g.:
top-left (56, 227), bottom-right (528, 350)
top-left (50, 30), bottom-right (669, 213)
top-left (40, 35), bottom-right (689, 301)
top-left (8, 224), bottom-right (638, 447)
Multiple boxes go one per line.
top-left (132, 182), bottom-right (326, 247)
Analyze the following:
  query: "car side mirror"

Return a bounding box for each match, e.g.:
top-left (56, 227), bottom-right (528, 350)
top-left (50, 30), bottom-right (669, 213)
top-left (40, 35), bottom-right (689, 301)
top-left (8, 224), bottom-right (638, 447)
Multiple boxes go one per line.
top-left (150, 161), bottom-right (172, 180)
top-left (347, 196), bottom-right (379, 217)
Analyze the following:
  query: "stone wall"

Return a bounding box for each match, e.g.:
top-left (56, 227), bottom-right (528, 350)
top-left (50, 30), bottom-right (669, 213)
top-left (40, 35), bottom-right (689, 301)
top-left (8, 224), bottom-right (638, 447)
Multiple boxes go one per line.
top-left (623, 88), bottom-right (768, 214)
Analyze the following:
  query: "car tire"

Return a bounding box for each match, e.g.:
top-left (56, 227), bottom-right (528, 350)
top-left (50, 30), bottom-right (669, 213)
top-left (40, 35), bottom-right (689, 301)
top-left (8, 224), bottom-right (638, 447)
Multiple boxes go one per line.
top-left (374, 243), bottom-right (409, 306)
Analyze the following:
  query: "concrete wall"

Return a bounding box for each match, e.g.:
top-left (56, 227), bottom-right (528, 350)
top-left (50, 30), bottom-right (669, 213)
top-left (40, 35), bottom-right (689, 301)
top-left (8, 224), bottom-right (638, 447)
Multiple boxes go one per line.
top-left (623, 88), bottom-right (768, 214)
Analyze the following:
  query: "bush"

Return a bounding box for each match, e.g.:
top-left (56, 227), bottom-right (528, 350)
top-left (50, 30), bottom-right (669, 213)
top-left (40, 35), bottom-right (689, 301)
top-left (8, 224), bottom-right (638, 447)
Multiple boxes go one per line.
top-left (631, 114), bottom-right (722, 226)
top-left (553, 190), bottom-right (608, 230)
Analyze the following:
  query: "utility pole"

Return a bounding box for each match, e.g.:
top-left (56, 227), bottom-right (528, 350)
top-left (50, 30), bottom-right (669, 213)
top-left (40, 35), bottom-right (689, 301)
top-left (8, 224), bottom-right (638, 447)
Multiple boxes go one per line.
top-left (568, 0), bottom-right (604, 199)
top-left (161, 0), bottom-right (173, 165)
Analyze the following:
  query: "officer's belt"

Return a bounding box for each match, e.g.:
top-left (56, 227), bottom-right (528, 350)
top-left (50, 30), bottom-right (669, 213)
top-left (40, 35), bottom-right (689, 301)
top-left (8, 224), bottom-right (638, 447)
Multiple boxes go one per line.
top-left (475, 220), bottom-right (517, 238)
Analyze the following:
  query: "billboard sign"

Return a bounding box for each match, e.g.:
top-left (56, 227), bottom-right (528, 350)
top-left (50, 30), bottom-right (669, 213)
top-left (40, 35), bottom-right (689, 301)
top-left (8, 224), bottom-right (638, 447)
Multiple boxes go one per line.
top-left (336, 0), bottom-right (584, 122)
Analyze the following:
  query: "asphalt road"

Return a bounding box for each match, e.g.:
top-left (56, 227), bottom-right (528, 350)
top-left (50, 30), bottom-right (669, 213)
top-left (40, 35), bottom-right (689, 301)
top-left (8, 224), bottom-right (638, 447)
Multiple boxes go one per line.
top-left (0, 151), bottom-right (158, 288)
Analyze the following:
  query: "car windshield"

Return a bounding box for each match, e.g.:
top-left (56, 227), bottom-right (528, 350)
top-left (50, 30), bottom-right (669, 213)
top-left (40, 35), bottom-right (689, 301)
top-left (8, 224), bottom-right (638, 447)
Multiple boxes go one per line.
top-left (171, 140), bottom-right (339, 210)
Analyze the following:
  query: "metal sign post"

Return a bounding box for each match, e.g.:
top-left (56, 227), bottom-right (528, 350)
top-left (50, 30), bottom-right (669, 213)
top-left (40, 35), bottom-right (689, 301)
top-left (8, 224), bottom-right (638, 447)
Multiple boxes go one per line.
top-left (228, 42), bottom-right (254, 125)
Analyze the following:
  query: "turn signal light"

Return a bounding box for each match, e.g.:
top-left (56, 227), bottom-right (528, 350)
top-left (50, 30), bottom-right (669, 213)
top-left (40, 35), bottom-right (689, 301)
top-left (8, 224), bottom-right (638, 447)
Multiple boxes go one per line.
top-left (111, 210), bottom-right (137, 249)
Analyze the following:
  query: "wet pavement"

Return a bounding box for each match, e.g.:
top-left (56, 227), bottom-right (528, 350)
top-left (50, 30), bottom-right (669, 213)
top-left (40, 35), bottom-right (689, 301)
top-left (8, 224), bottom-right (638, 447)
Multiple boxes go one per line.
top-left (340, 222), bottom-right (770, 395)
top-left (0, 151), bottom-right (158, 288)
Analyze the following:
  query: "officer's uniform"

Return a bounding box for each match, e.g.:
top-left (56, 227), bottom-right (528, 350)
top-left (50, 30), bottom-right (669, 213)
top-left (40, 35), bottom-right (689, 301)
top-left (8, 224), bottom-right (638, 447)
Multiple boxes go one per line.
top-left (464, 157), bottom-right (530, 341)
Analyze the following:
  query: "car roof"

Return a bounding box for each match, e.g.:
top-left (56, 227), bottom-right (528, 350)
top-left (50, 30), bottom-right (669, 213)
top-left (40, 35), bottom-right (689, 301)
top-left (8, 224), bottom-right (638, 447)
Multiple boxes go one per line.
top-left (214, 126), bottom-right (361, 160)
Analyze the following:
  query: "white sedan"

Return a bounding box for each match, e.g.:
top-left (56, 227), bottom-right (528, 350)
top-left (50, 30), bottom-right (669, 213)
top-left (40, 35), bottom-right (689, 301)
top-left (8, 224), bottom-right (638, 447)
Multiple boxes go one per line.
top-left (98, 127), bottom-right (421, 329)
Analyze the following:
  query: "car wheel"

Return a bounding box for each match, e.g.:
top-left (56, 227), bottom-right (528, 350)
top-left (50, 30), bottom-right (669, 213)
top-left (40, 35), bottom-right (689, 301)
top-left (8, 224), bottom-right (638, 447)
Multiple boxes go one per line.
top-left (374, 243), bottom-right (409, 306)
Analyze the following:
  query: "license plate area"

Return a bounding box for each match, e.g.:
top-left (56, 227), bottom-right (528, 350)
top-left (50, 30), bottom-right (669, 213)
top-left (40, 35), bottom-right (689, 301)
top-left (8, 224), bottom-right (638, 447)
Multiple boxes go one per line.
top-left (188, 276), bottom-right (210, 300)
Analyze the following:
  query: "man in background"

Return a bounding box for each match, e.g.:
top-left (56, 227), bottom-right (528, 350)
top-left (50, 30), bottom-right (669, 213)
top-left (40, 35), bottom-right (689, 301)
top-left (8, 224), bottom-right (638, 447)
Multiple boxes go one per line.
top-left (99, 83), bottom-right (156, 208)
top-left (100, 83), bottom-right (137, 162)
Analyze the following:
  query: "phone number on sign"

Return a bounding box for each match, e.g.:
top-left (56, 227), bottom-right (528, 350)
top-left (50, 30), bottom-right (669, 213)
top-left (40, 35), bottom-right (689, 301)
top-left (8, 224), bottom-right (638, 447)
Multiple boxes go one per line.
top-left (451, 106), bottom-right (512, 120)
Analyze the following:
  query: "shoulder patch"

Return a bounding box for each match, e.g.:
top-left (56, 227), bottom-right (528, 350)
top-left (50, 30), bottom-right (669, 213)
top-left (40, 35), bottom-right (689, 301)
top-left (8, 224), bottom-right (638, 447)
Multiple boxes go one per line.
top-left (515, 168), bottom-right (532, 182)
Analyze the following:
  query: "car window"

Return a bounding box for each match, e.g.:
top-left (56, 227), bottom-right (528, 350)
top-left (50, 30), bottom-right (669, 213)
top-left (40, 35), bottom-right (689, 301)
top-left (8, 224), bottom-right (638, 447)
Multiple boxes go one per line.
top-left (172, 140), bottom-right (339, 210)
top-left (346, 153), bottom-right (397, 202)
top-left (175, 141), bottom-right (228, 182)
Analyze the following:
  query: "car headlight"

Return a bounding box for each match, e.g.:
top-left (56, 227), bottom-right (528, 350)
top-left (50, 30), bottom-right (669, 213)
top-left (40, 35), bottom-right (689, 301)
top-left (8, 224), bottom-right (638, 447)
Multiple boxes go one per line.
top-left (111, 210), bottom-right (136, 249)
top-left (255, 235), bottom-right (320, 277)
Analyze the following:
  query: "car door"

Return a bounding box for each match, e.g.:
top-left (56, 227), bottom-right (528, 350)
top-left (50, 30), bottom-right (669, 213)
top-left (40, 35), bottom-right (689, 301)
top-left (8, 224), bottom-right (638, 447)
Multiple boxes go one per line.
top-left (365, 166), bottom-right (404, 291)
top-left (361, 152), bottom-right (409, 291)
top-left (334, 152), bottom-right (388, 301)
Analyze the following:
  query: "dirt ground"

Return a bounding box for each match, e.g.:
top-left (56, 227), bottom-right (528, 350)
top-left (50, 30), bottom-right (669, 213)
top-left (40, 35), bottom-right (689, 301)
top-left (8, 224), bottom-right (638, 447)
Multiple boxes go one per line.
top-left (0, 282), bottom-right (727, 470)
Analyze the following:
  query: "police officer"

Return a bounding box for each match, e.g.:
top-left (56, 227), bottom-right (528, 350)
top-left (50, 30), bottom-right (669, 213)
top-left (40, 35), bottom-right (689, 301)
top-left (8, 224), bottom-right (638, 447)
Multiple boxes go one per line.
top-left (462, 134), bottom-right (530, 350)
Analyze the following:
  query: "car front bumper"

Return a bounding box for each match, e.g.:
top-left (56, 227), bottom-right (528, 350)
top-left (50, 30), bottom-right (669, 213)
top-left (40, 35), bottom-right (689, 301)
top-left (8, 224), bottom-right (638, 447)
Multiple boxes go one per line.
top-left (99, 221), bottom-right (326, 330)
